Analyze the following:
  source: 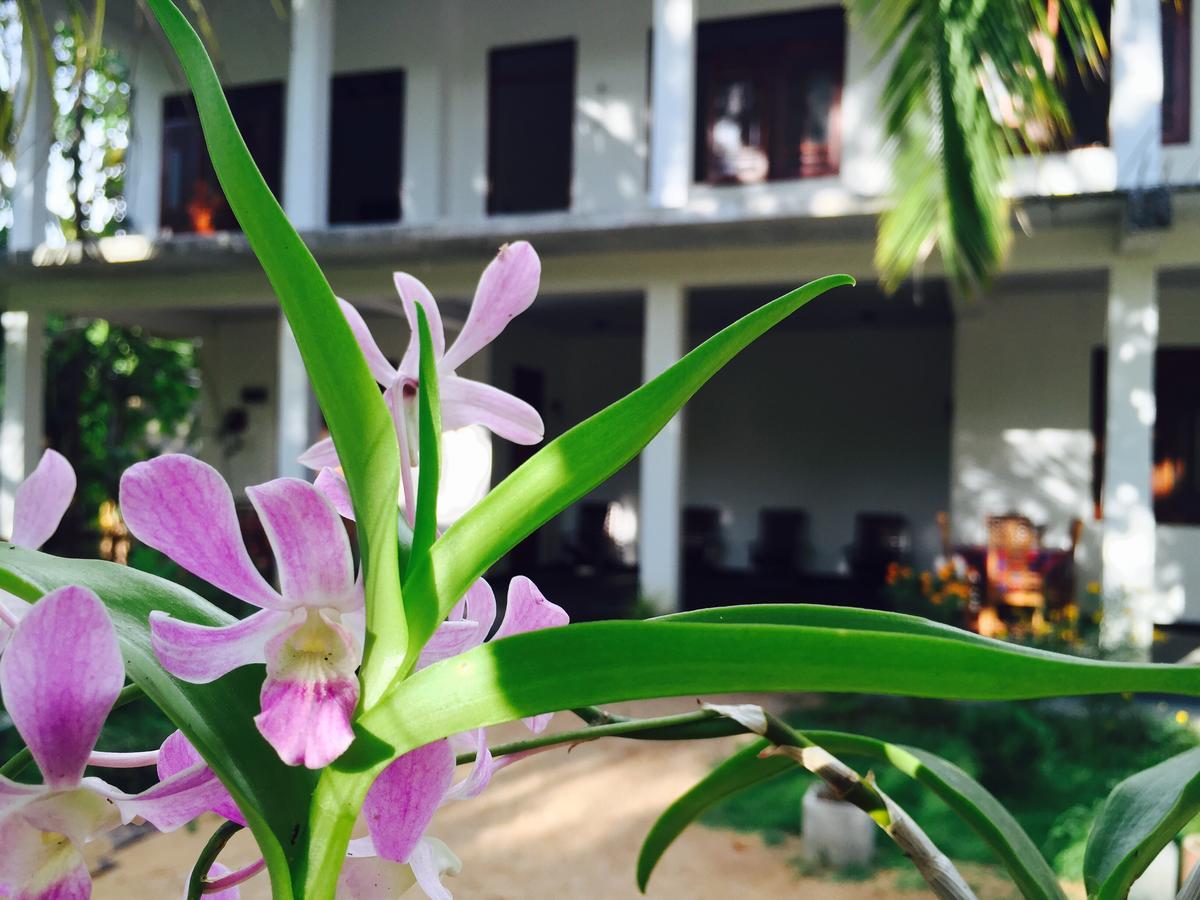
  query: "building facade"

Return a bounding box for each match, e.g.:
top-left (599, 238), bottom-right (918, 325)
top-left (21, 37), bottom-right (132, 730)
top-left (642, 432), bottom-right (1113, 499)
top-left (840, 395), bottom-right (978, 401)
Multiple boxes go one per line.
top-left (2, 0), bottom-right (1199, 644)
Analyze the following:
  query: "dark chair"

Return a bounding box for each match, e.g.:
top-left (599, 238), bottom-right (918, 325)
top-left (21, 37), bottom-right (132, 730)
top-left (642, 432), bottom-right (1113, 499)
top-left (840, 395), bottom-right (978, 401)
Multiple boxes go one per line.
top-left (683, 506), bottom-right (724, 571)
top-left (750, 508), bottom-right (809, 575)
top-left (846, 512), bottom-right (911, 591)
top-left (564, 501), bottom-right (624, 572)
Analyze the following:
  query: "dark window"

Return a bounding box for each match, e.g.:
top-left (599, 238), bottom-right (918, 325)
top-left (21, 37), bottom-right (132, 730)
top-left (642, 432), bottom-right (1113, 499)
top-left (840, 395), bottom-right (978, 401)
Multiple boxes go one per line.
top-left (1092, 346), bottom-right (1200, 525)
top-left (487, 40), bottom-right (576, 214)
top-left (1059, 0), bottom-right (1111, 148)
top-left (160, 82), bottom-right (284, 234)
top-left (1163, 0), bottom-right (1192, 145)
top-left (694, 8), bottom-right (844, 184)
top-left (329, 70), bottom-right (405, 224)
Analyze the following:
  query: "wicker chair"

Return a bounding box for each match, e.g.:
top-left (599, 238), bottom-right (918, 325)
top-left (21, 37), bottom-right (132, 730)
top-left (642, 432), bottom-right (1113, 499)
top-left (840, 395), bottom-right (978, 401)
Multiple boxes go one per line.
top-left (985, 514), bottom-right (1045, 631)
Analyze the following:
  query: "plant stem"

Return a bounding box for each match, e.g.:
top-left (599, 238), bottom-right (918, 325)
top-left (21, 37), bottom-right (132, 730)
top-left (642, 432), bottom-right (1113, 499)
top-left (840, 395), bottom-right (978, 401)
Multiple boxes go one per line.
top-left (186, 820), bottom-right (244, 900)
top-left (0, 682), bottom-right (145, 778)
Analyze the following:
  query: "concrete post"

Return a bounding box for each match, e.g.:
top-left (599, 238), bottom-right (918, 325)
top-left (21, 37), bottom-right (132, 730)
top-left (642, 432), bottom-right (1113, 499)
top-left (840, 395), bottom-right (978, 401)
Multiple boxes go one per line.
top-left (274, 0), bottom-right (334, 477)
top-left (10, 67), bottom-right (52, 253)
top-left (648, 0), bottom-right (695, 209)
top-left (1110, 0), bottom-right (1163, 189)
top-left (638, 281), bottom-right (686, 612)
top-left (1102, 257), bottom-right (1159, 651)
top-left (0, 311), bottom-right (47, 536)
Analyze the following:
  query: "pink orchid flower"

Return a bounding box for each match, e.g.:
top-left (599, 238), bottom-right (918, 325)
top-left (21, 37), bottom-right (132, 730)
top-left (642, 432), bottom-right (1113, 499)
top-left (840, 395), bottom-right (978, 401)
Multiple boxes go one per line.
top-left (300, 241), bottom-right (545, 518)
top-left (119, 454), bottom-right (363, 769)
top-left (0, 586), bottom-right (231, 899)
top-left (339, 576), bottom-right (568, 900)
top-left (0, 449), bottom-right (76, 650)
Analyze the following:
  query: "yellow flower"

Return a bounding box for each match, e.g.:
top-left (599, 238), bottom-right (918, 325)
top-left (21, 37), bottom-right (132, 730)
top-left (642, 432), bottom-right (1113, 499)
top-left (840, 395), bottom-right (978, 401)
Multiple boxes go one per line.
top-left (1176, 709), bottom-right (1190, 726)
top-left (1087, 581), bottom-right (1102, 595)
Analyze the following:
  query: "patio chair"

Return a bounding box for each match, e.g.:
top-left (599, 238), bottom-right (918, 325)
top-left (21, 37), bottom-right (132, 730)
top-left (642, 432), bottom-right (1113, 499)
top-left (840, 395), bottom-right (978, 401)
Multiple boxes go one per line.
top-left (750, 508), bottom-right (810, 575)
top-left (683, 506), bottom-right (724, 571)
top-left (985, 514), bottom-right (1045, 630)
top-left (845, 512), bottom-right (911, 597)
top-left (564, 501), bottom-right (625, 572)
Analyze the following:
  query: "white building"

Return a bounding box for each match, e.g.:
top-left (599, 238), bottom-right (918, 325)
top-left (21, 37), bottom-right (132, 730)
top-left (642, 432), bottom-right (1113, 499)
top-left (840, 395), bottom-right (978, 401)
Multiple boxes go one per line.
top-left (2, 0), bottom-right (1199, 642)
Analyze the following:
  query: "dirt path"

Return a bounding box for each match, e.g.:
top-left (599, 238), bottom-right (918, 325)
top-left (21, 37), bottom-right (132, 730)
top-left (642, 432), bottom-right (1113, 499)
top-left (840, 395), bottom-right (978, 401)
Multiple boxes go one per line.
top-left (86, 699), bottom-right (1070, 898)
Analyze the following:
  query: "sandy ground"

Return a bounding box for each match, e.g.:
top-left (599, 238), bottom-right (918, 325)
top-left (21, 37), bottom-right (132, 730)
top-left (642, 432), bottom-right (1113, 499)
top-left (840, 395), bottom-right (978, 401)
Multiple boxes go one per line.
top-left (85, 699), bottom-right (1077, 899)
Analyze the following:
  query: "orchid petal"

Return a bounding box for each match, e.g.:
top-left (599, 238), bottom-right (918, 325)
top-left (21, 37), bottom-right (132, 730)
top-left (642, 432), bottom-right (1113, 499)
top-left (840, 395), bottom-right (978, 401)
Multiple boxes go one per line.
top-left (0, 815), bottom-right (91, 900)
top-left (246, 478), bottom-right (358, 611)
top-left (314, 468), bottom-right (355, 520)
top-left (0, 591), bottom-right (27, 653)
top-left (150, 608), bottom-right (290, 684)
top-left (339, 298), bottom-right (398, 386)
top-left (443, 728), bottom-right (495, 802)
top-left (193, 863), bottom-right (242, 900)
top-left (256, 612), bottom-right (360, 768)
top-left (416, 620), bottom-right (480, 671)
top-left (0, 776), bottom-right (46, 820)
top-left (18, 786), bottom-right (120, 846)
top-left (494, 577), bottom-right (569, 733)
top-left (441, 241), bottom-right (540, 372)
top-left (89, 762), bottom-right (230, 832)
top-left (364, 739), bottom-right (455, 863)
top-left (337, 851), bottom-right (418, 900)
top-left (298, 436), bottom-right (341, 472)
top-left (120, 455), bottom-right (284, 610)
top-left (409, 837), bottom-right (462, 900)
top-left (158, 731), bottom-right (246, 826)
top-left (461, 578), bottom-right (497, 638)
top-left (440, 376), bottom-right (544, 445)
top-left (1, 586), bottom-right (123, 789)
top-left (10, 449), bottom-right (75, 550)
top-left (393, 272), bottom-right (446, 376)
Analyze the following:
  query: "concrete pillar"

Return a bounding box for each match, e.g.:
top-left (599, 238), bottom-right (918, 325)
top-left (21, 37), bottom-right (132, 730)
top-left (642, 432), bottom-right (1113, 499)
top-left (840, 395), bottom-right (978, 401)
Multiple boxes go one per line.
top-left (1101, 257), bottom-right (1158, 651)
top-left (648, 0), bottom-right (695, 209)
top-left (638, 282), bottom-right (686, 612)
top-left (127, 53), bottom-right (169, 237)
top-left (0, 311), bottom-right (47, 536)
top-left (282, 0), bottom-right (334, 230)
top-left (10, 67), bottom-right (52, 253)
top-left (274, 0), bottom-right (333, 477)
top-left (1110, 0), bottom-right (1163, 189)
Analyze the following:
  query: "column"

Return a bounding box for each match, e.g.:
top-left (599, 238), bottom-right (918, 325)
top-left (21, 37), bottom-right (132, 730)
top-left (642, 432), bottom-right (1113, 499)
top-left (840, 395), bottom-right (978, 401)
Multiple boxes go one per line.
top-left (127, 53), bottom-right (169, 237)
top-left (275, 0), bottom-right (333, 477)
top-left (1101, 257), bottom-right (1158, 652)
top-left (648, 0), bottom-right (694, 209)
top-left (276, 319), bottom-right (311, 480)
top-left (9, 67), bottom-right (52, 253)
top-left (282, 0), bottom-right (334, 230)
top-left (1110, 0), bottom-right (1162, 189)
top-left (638, 282), bottom-right (686, 612)
top-left (0, 311), bottom-right (47, 536)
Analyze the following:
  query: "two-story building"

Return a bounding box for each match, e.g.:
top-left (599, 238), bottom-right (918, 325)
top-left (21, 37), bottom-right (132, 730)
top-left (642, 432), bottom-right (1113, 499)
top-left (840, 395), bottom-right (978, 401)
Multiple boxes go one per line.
top-left (2, 0), bottom-right (1198, 646)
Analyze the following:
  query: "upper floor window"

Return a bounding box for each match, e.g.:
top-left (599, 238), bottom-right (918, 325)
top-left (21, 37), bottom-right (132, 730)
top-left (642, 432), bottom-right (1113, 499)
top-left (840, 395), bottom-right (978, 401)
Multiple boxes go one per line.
top-left (1163, 0), bottom-right (1192, 145)
top-left (329, 70), bottom-right (405, 224)
top-left (488, 40), bottom-right (576, 215)
top-left (161, 82), bottom-right (284, 234)
top-left (694, 8), bottom-right (845, 185)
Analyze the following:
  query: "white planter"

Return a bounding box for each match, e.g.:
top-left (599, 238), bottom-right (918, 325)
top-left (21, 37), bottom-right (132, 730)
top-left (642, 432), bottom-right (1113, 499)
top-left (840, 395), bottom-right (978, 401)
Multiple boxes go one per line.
top-left (1129, 841), bottom-right (1180, 900)
top-left (800, 782), bottom-right (876, 868)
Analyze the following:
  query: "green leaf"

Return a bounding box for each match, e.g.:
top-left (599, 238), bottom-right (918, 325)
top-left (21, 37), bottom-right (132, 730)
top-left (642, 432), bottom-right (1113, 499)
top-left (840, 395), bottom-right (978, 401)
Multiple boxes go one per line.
top-left (142, 0), bottom-right (404, 706)
top-left (638, 729), bottom-right (1064, 899)
top-left (399, 275), bottom-right (854, 667)
top-left (408, 303), bottom-right (441, 578)
top-left (1084, 746), bottom-right (1200, 899)
top-left (0, 544), bottom-right (315, 899)
top-left (297, 614), bottom-right (1200, 895)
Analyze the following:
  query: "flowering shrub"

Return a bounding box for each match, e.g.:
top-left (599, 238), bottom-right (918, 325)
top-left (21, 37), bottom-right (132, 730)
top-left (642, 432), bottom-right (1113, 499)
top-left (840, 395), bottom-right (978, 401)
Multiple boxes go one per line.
top-left (885, 559), bottom-right (977, 626)
top-left (4, 4), bottom-right (1200, 899)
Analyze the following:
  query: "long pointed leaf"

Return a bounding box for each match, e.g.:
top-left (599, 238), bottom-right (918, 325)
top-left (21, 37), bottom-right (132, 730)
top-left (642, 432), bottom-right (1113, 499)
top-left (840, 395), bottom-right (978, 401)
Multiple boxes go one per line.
top-left (638, 730), bottom-right (1065, 900)
top-left (297, 615), bottom-right (1200, 895)
top-left (142, 0), bottom-right (404, 706)
top-left (0, 545), bottom-right (315, 899)
top-left (1084, 746), bottom-right (1200, 899)
top-left (409, 304), bottom-right (441, 574)
top-left (399, 275), bottom-right (854, 665)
